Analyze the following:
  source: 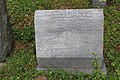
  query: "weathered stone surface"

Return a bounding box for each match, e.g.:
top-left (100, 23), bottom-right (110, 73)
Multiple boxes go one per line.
top-left (0, 63), bottom-right (6, 67)
top-left (35, 9), bottom-right (106, 74)
top-left (0, 0), bottom-right (13, 62)
top-left (92, 0), bottom-right (107, 8)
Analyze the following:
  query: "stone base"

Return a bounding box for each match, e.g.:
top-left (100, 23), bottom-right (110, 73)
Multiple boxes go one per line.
top-left (37, 63), bottom-right (106, 74)
top-left (36, 58), bottom-right (106, 74)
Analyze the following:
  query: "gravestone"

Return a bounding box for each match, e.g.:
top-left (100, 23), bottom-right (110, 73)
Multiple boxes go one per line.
top-left (0, 0), bottom-right (13, 62)
top-left (35, 9), bottom-right (106, 74)
top-left (91, 0), bottom-right (107, 8)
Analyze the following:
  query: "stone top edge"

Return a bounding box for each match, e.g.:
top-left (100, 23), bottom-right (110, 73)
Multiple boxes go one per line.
top-left (35, 9), bottom-right (103, 14)
top-left (35, 9), bottom-right (103, 11)
top-left (37, 57), bottom-right (104, 58)
top-left (34, 9), bottom-right (103, 18)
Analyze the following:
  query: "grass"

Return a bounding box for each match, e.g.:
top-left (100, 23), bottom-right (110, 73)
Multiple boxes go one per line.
top-left (0, 0), bottom-right (120, 80)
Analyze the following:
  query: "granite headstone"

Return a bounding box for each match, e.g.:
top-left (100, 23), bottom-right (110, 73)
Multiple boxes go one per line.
top-left (92, 0), bottom-right (107, 8)
top-left (34, 9), bottom-right (106, 74)
top-left (0, 0), bottom-right (13, 62)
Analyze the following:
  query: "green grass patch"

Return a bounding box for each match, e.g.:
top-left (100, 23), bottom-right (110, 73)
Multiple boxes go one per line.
top-left (12, 26), bottom-right (35, 43)
top-left (0, 50), bottom-right (43, 80)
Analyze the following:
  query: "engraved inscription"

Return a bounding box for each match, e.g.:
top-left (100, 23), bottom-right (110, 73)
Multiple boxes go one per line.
top-left (51, 10), bottom-right (92, 18)
top-left (35, 9), bottom-right (103, 58)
